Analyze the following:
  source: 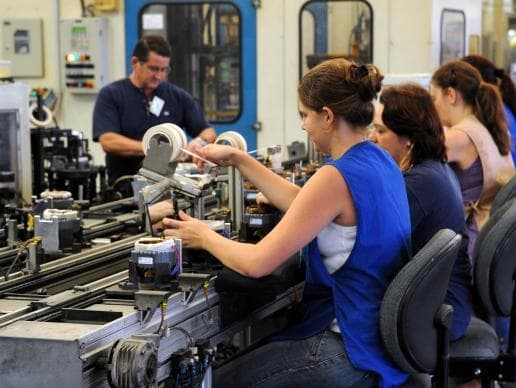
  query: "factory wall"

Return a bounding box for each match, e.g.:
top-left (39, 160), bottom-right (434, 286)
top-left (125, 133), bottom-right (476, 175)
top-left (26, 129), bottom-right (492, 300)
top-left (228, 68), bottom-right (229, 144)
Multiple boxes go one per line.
top-left (0, 0), bottom-right (125, 167)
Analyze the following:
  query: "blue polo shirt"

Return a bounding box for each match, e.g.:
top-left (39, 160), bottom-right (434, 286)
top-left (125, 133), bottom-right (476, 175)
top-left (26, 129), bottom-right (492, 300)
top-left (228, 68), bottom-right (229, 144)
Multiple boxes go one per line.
top-left (92, 78), bottom-right (209, 184)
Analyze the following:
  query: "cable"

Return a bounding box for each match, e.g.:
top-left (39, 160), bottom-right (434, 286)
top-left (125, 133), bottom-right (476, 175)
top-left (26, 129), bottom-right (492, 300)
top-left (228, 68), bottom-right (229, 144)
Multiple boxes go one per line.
top-left (4, 248), bottom-right (28, 281)
top-left (79, 0), bottom-right (87, 17)
top-left (4, 237), bottom-right (42, 281)
top-left (201, 280), bottom-right (214, 330)
top-left (166, 326), bottom-right (194, 348)
top-left (3, 248), bottom-right (27, 281)
top-left (155, 299), bottom-right (168, 336)
top-left (109, 174), bottom-right (135, 190)
top-left (52, 117), bottom-right (60, 129)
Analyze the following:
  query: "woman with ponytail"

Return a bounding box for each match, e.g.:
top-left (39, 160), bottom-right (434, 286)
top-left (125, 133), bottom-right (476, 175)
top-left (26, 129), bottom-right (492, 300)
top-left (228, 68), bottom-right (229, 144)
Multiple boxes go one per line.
top-left (430, 60), bottom-right (515, 258)
top-left (462, 55), bottom-right (516, 162)
top-left (461, 55), bottom-right (516, 353)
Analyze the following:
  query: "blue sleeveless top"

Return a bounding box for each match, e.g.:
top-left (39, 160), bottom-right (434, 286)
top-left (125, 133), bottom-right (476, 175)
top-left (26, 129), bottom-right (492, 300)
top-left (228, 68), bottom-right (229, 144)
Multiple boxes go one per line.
top-left (278, 141), bottom-right (412, 387)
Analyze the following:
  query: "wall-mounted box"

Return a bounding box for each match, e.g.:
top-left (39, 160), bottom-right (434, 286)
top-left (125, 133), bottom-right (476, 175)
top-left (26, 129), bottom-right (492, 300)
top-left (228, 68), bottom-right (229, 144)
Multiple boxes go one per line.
top-left (60, 18), bottom-right (108, 94)
top-left (2, 19), bottom-right (44, 78)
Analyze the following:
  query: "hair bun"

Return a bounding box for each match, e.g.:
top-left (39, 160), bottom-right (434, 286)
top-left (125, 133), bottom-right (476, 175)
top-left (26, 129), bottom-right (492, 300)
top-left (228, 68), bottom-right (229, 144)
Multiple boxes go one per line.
top-left (349, 63), bottom-right (383, 102)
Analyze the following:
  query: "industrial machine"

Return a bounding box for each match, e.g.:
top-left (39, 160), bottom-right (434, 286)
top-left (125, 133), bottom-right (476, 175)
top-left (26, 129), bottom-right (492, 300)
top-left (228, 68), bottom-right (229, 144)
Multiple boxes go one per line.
top-left (31, 126), bottom-right (106, 203)
top-left (0, 123), bottom-right (305, 388)
top-left (0, 82), bottom-right (32, 205)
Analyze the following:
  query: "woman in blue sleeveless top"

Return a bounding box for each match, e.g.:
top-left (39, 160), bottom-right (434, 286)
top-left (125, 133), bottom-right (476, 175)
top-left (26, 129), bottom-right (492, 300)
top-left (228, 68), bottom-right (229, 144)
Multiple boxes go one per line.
top-left (162, 59), bottom-right (412, 387)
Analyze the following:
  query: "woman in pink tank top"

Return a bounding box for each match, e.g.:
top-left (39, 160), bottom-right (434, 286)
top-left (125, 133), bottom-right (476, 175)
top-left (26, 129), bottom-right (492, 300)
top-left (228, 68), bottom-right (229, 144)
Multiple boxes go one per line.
top-left (430, 60), bottom-right (514, 259)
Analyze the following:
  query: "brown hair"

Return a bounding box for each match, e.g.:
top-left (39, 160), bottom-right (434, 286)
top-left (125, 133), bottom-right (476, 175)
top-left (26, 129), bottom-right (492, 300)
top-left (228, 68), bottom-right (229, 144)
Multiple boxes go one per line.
top-left (298, 59), bottom-right (383, 128)
top-left (132, 35), bottom-right (172, 62)
top-left (462, 55), bottom-right (516, 117)
top-left (432, 60), bottom-right (510, 155)
top-left (380, 83), bottom-right (447, 165)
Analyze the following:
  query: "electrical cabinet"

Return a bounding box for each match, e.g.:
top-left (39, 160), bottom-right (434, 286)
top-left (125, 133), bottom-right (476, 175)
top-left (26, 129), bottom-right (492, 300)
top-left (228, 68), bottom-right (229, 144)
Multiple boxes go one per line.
top-left (1, 19), bottom-right (44, 78)
top-left (60, 18), bottom-right (108, 94)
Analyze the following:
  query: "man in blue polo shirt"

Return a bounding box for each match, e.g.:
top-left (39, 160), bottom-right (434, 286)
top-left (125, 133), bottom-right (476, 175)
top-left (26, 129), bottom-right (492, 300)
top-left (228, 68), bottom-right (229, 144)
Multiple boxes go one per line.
top-left (93, 35), bottom-right (216, 186)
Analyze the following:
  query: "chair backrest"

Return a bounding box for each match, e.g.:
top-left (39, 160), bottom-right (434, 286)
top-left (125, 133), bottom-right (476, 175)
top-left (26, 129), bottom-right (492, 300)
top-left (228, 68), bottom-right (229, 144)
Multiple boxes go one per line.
top-left (491, 175), bottom-right (516, 216)
top-left (380, 229), bottom-right (462, 374)
top-left (473, 198), bottom-right (516, 317)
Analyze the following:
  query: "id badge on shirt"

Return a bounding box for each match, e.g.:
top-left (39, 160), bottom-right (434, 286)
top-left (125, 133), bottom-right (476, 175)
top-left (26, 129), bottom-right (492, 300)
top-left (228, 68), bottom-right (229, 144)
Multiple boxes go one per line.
top-left (149, 96), bottom-right (165, 116)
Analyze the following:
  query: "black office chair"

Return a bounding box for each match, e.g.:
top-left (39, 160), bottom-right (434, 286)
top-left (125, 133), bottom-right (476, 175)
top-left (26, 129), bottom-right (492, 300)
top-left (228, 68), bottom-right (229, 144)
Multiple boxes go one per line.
top-left (449, 198), bottom-right (516, 386)
top-left (491, 174), bottom-right (516, 215)
top-left (380, 229), bottom-right (462, 388)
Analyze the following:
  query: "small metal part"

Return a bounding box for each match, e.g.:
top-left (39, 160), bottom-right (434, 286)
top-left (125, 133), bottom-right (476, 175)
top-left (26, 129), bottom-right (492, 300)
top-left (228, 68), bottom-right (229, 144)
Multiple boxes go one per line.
top-left (134, 290), bottom-right (170, 324)
top-left (7, 219), bottom-right (18, 246)
top-left (178, 273), bottom-right (211, 304)
top-left (24, 238), bottom-right (42, 274)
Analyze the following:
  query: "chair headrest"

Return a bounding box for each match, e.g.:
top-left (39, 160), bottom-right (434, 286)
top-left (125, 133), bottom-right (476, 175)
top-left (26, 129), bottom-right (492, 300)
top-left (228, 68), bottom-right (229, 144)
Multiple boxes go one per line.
top-left (474, 198), bottom-right (516, 316)
top-left (491, 175), bottom-right (516, 216)
top-left (380, 229), bottom-right (461, 373)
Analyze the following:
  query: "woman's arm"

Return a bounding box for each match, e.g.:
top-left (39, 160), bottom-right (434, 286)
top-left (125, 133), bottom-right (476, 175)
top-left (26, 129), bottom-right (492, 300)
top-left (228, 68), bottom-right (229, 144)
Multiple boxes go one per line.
top-left (201, 144), bottom-right (300, 212)
top-left (445, 128), bottom-right (478, 168)
top-left (162, 165), bottom-right (353, 278)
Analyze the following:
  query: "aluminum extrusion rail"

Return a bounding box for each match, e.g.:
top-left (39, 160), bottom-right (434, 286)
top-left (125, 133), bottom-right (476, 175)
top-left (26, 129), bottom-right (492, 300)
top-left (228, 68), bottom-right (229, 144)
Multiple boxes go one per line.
top-left (0, 233), bottom-right (146, 295)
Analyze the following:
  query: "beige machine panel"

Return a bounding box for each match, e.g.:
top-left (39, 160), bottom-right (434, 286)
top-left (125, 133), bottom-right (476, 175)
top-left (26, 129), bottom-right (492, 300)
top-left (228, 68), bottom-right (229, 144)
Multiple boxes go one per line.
top-left (60, 18), bottom-right (109, 94)
top-left (1, 19), bottom-right (44, 78)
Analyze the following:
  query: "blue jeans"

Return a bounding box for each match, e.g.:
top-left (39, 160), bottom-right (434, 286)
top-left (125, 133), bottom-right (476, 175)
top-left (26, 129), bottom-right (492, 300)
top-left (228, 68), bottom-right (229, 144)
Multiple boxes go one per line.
top-left (495, 316), bottom-right (510, 352)
top-left (213, 329), bottom-right (377, 387)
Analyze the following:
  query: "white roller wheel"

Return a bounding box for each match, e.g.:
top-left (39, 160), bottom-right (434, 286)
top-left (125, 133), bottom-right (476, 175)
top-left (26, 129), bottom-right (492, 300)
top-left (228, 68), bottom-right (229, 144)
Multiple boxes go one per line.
top-left (215, 131), bottom-right (247, 152)
top-left (142, 123), bottom-right (187, 162)
top-left (29, 104), bottom-right (53, 127)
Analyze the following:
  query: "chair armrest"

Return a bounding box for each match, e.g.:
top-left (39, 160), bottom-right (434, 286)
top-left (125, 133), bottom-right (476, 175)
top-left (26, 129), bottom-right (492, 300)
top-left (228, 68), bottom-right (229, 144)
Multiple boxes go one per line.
top-left (434, 304), bottom-right (454, 330)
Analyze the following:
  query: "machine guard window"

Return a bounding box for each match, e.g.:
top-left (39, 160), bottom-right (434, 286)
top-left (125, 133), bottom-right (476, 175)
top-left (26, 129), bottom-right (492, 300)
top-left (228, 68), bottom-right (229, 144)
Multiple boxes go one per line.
top-left (139, 2), bottom-right (242, 123)
top-left (440, 9), bottom-right (466, 64)
top-left (299, 0), bottom-right (373, 79)
top-left (0, 110), bottom-right (17, 175)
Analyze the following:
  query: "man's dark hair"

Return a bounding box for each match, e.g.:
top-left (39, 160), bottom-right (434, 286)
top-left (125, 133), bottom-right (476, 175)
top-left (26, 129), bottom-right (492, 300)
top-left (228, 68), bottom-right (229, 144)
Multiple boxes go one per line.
top-left (132, 35), bottom-right (172, 62)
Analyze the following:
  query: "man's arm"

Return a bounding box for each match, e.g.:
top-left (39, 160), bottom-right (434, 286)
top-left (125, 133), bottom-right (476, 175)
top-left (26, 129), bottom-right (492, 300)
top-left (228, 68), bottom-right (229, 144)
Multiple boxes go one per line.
top-left (99, 132), bottom-right (145, 157)
top-left (197, 127), bottom-right (217, 143)
top-left (187, 127), bottom-right (217, 154)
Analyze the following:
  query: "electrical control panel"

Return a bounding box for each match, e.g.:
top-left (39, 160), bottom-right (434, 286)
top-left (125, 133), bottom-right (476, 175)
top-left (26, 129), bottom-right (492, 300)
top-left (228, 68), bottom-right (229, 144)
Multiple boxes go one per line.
top-left (60, 18), bottom-right (108, 94)
top-left (1, 19), bottom-right (44, 78)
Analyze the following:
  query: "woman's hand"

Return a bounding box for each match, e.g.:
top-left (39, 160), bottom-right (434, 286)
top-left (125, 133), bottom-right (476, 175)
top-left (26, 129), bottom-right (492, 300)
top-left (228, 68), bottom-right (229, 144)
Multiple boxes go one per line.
top-left (162, 211), bottom-right (212, 249)
top-left (255, 192), bottom-right (270, 205)
top-left (148, 199), bottom-right (174, 223)
top-left (197, 144), bottom-right (242, 168)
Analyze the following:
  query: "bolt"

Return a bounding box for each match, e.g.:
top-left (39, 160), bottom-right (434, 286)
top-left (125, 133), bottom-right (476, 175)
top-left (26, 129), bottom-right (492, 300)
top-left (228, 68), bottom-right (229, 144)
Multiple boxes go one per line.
top-left (473, 368), bottom-right (482, 376)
